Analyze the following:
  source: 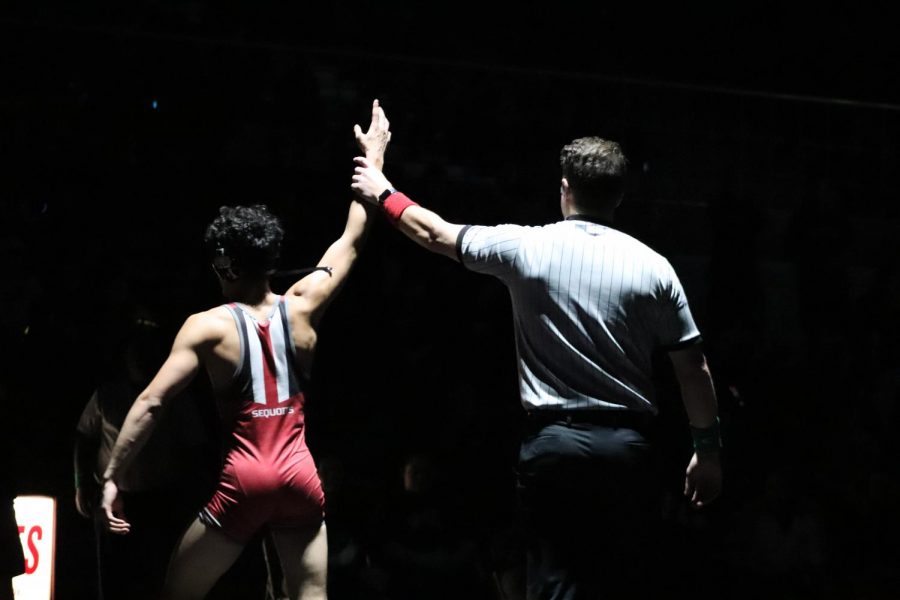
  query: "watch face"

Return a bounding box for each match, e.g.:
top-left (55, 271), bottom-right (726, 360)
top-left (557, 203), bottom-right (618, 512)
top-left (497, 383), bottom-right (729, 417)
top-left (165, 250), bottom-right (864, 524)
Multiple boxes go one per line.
top-left (378, 188), bottom-right (394, 203)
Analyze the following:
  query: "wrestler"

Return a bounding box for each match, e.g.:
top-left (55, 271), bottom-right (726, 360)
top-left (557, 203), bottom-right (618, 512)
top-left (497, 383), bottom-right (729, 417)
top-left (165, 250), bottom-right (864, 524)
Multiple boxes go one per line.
top-left (101, 100), bottom-right (390, 600)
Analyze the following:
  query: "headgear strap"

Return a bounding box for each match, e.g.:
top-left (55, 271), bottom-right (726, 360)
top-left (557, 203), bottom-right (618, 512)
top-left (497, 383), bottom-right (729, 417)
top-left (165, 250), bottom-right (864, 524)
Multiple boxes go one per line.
top-left (212, 247), bottom-right (240, 282)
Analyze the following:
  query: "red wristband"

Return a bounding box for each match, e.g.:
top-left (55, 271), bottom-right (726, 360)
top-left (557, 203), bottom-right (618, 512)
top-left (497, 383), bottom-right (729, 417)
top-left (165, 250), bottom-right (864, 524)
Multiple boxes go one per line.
top-left (382, 192), bottom-right (418, 226)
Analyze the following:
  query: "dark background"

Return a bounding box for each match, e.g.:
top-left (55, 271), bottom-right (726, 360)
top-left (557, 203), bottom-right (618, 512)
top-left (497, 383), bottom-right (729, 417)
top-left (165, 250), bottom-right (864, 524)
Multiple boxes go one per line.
top-left (2, 2), bottom-right (899, 598)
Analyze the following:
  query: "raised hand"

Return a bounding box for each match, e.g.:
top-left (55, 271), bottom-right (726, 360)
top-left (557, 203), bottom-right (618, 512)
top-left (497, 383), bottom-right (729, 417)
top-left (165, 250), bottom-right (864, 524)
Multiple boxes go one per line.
top-left (354, 99), bottom-right (391, 168)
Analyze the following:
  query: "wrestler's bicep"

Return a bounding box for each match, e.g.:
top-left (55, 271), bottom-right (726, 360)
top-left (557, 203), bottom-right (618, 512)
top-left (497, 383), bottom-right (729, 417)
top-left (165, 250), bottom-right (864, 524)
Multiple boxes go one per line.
top-left (286, 269), bottom-right (338, 311)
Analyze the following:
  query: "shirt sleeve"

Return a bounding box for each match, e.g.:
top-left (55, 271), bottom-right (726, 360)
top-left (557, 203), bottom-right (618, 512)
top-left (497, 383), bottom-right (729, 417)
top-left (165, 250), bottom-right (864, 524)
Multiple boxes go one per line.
top-left (76, 390), bottom-right (102, 436)
top-left (456, 224), bottom-right (525, 280)
top-left (655, 261), bottom-right (702, 351)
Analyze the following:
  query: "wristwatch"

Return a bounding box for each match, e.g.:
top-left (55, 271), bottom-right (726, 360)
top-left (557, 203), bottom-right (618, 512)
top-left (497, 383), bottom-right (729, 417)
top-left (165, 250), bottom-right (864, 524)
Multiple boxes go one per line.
top-left (378, 187), bottom-right (398, 205)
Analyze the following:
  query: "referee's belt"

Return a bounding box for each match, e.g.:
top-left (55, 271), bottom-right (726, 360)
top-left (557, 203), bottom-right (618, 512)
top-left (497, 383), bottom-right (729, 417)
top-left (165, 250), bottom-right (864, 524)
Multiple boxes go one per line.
top-left (525, 409), bottom-right (655, 432)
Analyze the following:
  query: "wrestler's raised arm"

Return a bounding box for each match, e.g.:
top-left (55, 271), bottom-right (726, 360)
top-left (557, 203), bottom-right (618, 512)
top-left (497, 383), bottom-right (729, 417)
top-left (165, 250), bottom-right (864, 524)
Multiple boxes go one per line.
top-left (287, 100), bottom-right (391, 324)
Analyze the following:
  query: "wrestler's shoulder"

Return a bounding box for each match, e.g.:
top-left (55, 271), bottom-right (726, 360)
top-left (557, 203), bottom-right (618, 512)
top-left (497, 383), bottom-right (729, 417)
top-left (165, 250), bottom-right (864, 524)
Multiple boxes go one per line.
top-left (179, 306), bottom-right (235, 340)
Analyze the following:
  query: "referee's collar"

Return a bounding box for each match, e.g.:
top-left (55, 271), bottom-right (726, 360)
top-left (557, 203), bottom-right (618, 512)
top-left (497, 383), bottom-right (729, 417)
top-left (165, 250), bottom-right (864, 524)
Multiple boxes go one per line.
top-left (566, 214), bottom-right (614, 228)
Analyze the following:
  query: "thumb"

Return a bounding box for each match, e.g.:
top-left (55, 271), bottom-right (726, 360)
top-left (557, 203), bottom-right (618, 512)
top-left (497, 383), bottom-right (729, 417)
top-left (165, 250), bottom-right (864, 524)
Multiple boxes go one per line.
top-left (354, 124), bottom-right (363, 137)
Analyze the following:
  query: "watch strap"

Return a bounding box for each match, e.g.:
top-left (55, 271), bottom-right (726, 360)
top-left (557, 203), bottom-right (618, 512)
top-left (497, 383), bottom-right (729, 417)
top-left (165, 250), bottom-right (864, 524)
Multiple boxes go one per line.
top-left (378, 187), bottom-right (397, 205)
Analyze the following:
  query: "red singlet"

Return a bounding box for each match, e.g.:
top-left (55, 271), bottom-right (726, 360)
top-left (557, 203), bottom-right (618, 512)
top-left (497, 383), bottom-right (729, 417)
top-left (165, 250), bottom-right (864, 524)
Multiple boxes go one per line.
top-left (199, 296), bottom-right (324, 542)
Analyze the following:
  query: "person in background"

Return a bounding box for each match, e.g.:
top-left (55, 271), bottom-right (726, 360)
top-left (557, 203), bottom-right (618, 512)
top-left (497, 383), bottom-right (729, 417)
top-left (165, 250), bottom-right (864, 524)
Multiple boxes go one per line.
top-left (75, 322), bottom-right (212, 599)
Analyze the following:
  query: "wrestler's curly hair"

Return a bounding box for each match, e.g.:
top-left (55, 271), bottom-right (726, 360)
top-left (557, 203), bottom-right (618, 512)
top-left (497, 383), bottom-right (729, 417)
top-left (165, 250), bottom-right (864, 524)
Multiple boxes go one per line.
top-left (204, 205), bottom-right (284, 277)
top-left (560, 137), bottom-right (628, 212)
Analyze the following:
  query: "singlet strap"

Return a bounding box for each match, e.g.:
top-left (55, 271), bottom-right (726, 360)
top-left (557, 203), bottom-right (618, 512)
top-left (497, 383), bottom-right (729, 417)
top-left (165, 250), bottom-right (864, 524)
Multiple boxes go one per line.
top-left (223, 304), bottom-right (252, 393)
top-left (277, 296), bottom-right (310, 389)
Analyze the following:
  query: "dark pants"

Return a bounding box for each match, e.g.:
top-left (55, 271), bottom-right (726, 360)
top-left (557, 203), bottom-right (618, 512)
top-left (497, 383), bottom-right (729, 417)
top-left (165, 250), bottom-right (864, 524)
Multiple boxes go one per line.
top-left (93, 489), bottom-right (197, 600)
top-left (517, 418), bottom-right (662, 600)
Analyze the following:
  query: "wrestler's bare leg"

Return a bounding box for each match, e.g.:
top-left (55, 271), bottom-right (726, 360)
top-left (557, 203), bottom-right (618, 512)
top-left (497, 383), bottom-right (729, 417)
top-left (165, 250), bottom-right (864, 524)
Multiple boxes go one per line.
top-left (160, 518), bottom-right (245, 600)
top-left (271, 522), bottom-right (328, 600)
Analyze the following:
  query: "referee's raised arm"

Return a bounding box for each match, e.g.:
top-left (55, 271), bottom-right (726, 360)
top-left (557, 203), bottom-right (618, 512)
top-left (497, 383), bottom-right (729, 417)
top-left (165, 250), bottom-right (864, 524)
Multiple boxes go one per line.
top-left (351, 155), bottom-right (465, 261)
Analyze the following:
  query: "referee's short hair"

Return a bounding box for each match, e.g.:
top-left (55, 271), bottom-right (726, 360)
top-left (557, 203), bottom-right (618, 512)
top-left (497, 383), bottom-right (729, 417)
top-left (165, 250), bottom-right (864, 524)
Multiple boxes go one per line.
top-left (560, 137), bottom-right (628, 212)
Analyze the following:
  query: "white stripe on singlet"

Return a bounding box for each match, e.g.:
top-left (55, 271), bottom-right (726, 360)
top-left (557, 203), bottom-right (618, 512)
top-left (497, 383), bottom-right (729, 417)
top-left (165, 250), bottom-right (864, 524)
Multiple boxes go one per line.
top-left (268, 303), bottom-right (292, 403)
top-left (233, 297), bottom-right (295, 405)
top-left (242, 314), bottom-right (267, 406)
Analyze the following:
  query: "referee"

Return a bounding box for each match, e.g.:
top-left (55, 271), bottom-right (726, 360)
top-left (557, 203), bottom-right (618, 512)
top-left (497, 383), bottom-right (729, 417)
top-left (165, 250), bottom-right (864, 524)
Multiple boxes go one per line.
top-left (352, 135), bottom-right (722, 599)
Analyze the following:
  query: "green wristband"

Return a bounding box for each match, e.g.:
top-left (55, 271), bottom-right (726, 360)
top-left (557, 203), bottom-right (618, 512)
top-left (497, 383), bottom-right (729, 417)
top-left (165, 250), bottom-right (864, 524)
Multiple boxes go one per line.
top-left (690, 417), bottom-right (722, 454)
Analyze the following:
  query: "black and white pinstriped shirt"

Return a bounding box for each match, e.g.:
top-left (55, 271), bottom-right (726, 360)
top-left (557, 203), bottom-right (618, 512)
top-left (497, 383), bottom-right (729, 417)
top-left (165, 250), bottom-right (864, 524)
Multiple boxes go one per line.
top-left (457, 215), bottom-right (701, 414)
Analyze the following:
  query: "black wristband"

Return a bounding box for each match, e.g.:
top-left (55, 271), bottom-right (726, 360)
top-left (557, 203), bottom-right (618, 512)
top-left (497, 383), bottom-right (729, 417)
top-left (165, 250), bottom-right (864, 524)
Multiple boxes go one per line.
top-left (378, 187), bottom-right (398, 205)
top-left (690, 417), bottom-right (722, 455)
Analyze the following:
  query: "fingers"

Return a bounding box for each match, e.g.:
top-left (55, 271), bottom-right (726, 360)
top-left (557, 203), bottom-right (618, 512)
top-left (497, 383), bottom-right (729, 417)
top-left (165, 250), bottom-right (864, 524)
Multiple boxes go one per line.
top-left (686, 478), bottom-right (720, 509)
top-left (104, 507), bottom-right (131, 535)
top-left (107, 520), bottom-right (131, 534)
top-left (685, 477), bottom-right (704, 509)
top-left (350, 176), bottom-right (368, 193)
top-left (350, 182), bottom-right (374, 203)
top-left (691, 487), bottom-right (714, 509)
top-left (371, 98), bottom-right (389, 131)
top-left (372, 99), bottom-right (382, 127)
top-left (353, 124), bottom-right (363, 139)
top-left (354, 164), bottom-right (374, 179)
top-left (354, 156), bottom-right (371, 167)
top-left (685, 475), bottom-right (711, 508)
top-left (352, 159), bottom-right (370, 192)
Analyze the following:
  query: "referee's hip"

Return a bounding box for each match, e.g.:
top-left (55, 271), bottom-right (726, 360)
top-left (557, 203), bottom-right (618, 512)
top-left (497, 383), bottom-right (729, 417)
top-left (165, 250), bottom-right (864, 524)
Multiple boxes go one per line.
top-left (523, 408), bottom-right (656, 436)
